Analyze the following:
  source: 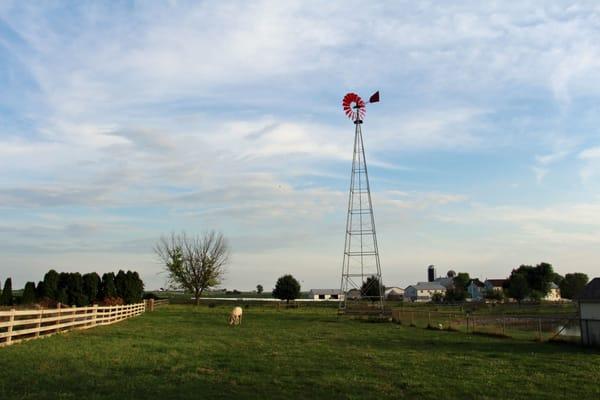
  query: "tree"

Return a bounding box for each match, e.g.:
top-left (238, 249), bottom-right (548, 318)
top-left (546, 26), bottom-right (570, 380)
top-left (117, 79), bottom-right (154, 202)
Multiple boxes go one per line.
top-left (507, 273), bottom-right (530, 304)
top-left (65, 272), bottom-right (87, 306)
top-left (115, 270), bottom-right (128, 300)
top-left (256, 284), bottom-right (263, 294)
top-left (100, 272), bottom-right (117, 300)
top-left (155, 232), bottom-right (230, 306)
top-left (361, 276), bottom-right (382, 302)
top-left (484, 288), bottom-right (504, 301)
top-left (42, 269), bottom-right (60, 300)
top-left (21, 282), bottom-right (37, 304)
top-left (0, 278), bottom-right (13, 306)
top-left (512, 263), bottom-right (555, 296)
top-left (272, 274), bottom-right (301, 304)
top-left (36, 281), bottom-right (46, 300)
top-left (559, 273), bottom-right (589, 300)
top-left (431, 292), bottom-right (444, 303)
top-left (56, 287), bottom-right (69, 305)
top-left (83, 273), bottom-right (101, 304)
top-left (444, 287), bottom-right (466, 303)
top-left (449, 272), bottom-right (470, 301)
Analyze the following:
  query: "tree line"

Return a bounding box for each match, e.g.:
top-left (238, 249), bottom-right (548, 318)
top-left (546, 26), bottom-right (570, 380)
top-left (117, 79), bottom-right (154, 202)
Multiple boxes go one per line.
top-left (0, 269), bottom-right (144, 307)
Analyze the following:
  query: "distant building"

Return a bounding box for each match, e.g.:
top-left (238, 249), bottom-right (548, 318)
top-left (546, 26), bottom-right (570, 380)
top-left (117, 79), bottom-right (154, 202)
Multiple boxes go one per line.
top-left (579, 278), bottom-right (600, 347)
top-left (385, 287), bottom-right (404, 300)
top-left (309, 289), bottom-right (344, 301)
top-left (484, 279), bottom-right (506, 293)
top-left (467, 279), bottom-right (485, 301)
top-left (405, 282), bottom-right (446, 302)
top-left (543, 282), bottom-right (561, 302)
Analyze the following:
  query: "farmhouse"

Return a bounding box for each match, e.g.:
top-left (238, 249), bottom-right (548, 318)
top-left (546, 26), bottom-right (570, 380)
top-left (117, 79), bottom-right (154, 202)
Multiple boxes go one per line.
top-left (385, 287), bottom-right (404, 300)
top-left (346, 288), bottom-right (361, 300)
top-left (579, 278), bottom-right (600, 347)
top-left (484, 279), bottom-right (506, 293)
top-left (467, 279), bottom-right (485, 301)
top-left (543, 282), bottom-right (561, 301)
top-left (405, 282), bottom-right (446, 302)
top-left (309, 289), bottom-right (344, 301)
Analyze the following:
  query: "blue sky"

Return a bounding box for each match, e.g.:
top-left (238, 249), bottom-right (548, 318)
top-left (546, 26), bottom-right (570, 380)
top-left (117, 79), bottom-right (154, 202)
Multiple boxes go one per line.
top-left (1, 1), bottom-right (600, 290)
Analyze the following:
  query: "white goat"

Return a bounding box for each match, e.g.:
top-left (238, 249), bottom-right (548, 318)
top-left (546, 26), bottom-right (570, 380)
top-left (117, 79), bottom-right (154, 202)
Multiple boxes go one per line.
top-left (229, 306), bottom-right (243, 326)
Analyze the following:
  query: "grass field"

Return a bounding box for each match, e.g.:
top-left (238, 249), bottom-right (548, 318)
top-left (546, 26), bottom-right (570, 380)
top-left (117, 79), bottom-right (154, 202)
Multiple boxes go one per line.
top-left (0, 305), bottom-right (599, 400)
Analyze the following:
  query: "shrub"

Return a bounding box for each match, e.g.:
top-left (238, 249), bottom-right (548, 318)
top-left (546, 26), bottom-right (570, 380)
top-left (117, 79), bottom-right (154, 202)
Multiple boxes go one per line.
top-left (208, 302), bottom-right (216, 308)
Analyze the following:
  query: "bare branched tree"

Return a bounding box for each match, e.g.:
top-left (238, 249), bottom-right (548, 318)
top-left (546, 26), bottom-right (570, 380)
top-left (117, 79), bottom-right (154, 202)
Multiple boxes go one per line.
top-left (154, 231), bottom-right (229, 305)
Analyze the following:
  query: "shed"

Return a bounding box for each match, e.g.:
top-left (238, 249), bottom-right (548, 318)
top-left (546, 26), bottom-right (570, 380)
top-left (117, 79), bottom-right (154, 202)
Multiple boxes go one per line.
top-left (579, 278), bottom-right (600, 347)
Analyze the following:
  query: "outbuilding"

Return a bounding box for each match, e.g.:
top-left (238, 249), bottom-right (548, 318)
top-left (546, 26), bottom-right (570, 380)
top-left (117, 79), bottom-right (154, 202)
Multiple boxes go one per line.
top-left (309, 289), bottom-right (344, 301)
top-left (579, 278), bottom-right (600, 347)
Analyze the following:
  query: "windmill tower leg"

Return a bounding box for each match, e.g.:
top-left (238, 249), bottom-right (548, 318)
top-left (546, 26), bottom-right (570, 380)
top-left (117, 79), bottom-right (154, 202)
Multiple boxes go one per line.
top-left (339, 115), bottom-right (384, 314)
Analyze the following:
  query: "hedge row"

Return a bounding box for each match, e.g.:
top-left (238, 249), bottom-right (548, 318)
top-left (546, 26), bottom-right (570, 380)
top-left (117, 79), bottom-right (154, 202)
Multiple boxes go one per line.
top-left (0, 269), bottom-right (144, 307)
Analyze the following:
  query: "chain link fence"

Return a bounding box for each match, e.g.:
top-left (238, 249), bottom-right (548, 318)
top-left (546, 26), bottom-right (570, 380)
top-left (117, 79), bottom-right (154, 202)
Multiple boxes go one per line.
top-left (391, 308), bottom-right (580, 343)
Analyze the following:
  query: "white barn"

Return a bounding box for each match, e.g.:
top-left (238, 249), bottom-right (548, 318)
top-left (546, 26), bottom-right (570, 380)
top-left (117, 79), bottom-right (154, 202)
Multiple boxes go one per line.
top-left (309, 289), bottom-right (344, 301)
top-left (405, 282), bottom-right (446, 302)
top-left (579, 278), bottom-right (600, 347)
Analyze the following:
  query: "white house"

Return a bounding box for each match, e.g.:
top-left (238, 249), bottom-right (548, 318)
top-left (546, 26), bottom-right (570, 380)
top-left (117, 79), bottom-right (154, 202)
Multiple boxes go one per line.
top-left (467, 279), bottom-right (485, 301)
top-left (385, 287), bottom-right (404, 300)
top-left (405, 282), bottom-right (446, 302)
top-left (543, 282), bottom-right (561, 301)
top-left (579, 278), bottom-right (600, 347)
top-left (484, 279), bottom-right (506, 293)
top-left (309, 289), bottom-right (344, 301)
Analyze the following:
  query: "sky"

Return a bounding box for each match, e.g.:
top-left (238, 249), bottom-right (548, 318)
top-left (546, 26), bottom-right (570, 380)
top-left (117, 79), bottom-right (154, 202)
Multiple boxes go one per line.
top-left (1, 1), bottom-right (600, 291)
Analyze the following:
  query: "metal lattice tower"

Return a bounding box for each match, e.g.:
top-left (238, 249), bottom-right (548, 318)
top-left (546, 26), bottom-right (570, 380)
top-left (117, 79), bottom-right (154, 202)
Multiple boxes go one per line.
top-left (339, 92), bottom-right (384, 313)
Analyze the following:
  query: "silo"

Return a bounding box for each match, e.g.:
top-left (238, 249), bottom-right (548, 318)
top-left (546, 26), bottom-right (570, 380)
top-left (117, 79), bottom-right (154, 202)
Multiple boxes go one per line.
top-left (427, 265), bottom-right (436, 282)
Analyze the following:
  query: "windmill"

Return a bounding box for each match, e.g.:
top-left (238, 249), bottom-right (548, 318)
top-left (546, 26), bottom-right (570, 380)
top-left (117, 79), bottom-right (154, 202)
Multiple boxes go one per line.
top-left (339, 91), bottom-right (384, 314)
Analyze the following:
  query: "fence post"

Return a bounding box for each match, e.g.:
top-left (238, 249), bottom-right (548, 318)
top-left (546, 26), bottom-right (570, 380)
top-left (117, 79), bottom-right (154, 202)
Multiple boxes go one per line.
top-left (428, 312), bottom-right (431, 327)
top-left (92, 305), bottom-right (98, 327)
top-left (538, 318), bottom-right (542, 341)
top-left (411, 311), bottom-right (415, 326)
top-left (473, 316), bottom-right (476, 333)
top-left (71, 305), bottom-right (76, 328)
top-left (502, 316), bottom-right (506, 336)
top-left (56, 303), bottom-right (62, 333)
top-left (6, 309), bottom-right (15, 346)
top-left (35, 308), bottom-right (43, 338)
top-left (466, 316), bottom-right (470, 333)
top-left (149, 298), bottom-right (155, 312)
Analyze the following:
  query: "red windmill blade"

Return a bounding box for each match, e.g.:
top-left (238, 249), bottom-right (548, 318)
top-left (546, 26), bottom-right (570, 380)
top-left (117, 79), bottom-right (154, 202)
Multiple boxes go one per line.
top-left (342, 92), bottom-right (366, 121)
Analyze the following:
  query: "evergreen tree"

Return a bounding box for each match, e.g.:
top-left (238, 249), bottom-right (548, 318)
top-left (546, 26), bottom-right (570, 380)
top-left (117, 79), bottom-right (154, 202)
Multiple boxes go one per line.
top-left (115, 270), bottom-right (127, 300)
top-left (36, 281), bottom-right (47, 300)
top-left (56, 287), bottom-right (69, 305)
top-left (66, 272), bottom-right (87, 306)
top-left (42, 269), bottom-right (60, 300)
top-left (83, 272), bottom-right (101, 304)
top-left (100, 273), bottom-right (117, 299)
top-left (21, 282), bottom-right (37, 304)
top-left (0, 278), bottom-right (13, 306)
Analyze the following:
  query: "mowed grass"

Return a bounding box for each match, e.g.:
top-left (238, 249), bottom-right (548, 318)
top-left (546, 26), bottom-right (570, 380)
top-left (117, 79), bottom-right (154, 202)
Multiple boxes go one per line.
top-left (0, 305), bottom-right (599, 400)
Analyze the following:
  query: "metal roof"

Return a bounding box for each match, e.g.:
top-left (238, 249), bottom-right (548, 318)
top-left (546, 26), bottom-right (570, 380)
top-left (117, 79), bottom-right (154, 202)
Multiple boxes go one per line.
top-left (579, 278), bottom-right (600, 301)
top-left (309, 289), bottom-right (342, 295)
top-left (408, 282), bottom-right (446, 290)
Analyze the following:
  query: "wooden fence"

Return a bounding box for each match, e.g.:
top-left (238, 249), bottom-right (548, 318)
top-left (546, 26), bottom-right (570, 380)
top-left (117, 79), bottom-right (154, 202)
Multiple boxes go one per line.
top-left (0, 302), bottom-right (146, 348)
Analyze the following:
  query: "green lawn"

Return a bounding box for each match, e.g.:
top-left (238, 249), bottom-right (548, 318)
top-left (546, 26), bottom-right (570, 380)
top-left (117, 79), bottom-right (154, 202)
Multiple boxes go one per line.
top-left (0, 305), bottom-right (599, 400)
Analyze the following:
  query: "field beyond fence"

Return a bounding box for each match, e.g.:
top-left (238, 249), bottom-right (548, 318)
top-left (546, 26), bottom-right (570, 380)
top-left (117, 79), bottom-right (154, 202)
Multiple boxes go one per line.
top-left (0, 302), bottom-right (146, 347)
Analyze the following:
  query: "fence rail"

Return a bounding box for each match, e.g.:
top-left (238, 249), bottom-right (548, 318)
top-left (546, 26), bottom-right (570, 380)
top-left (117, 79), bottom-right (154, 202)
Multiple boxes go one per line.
top-left (0, 302), bottom-right (146, 348)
